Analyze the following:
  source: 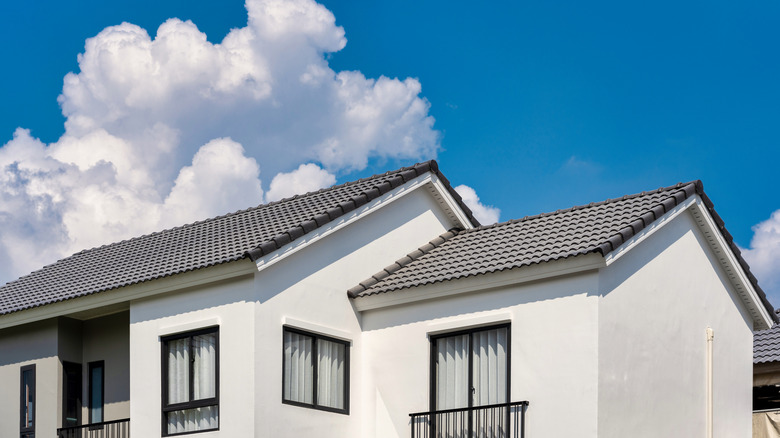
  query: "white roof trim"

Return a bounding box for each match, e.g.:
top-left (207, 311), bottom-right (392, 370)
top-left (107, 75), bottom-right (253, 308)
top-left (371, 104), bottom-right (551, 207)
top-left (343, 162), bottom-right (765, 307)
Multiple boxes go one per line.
top-left (606, 194), bottom-right (773, 330)
top-left (688, 196), bottom-right (773, 330)
top-left (0, 259), bottom-right (256, 330)
top-left (604, 196), bottom-right (697, 266)
top-left (254, 172), bottom-right (474, 272)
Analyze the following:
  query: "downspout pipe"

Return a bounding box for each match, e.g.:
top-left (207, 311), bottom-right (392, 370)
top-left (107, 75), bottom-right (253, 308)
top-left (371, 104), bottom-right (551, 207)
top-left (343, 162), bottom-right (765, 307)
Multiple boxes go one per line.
top-left (706, 327), bottom-right (714, 438)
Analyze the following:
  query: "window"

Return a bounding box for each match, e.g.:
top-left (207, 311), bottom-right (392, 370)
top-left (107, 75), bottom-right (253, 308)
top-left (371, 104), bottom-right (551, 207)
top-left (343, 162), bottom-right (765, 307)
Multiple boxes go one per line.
top-left (20, 364), bottom-right (35, 438)
top-left (62, 362), bottom-right (82, 428)
top-left (161, 327), bottom-right (219, 436)
top-left (431, 324), bottom-right (509, 410)
top-left (282, 326), bottom-right (349, 414)
top-left (89, 361), bottom-right (104, 424)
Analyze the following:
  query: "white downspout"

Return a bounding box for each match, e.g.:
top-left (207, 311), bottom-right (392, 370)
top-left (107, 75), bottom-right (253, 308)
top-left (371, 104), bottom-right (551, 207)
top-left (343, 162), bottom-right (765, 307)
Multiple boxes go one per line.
top-left (706, 327), bottom-right (714, 438)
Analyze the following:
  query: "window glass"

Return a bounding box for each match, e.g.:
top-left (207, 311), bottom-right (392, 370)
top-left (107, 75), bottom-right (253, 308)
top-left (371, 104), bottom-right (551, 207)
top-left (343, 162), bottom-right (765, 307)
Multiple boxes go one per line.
top-left (22, 369), bottom-right (34, 426)
top-left (316, 338), bottom-right (346, 410)
top-left (20, 364), bottom-right (35, 438)
top-left (282, 327), bottom-right (349, 413)
top-left (89, 362), bottom-right (104, 423)
top-left (283, 331), bottom-right (313, 404)
top-left (433, 326), bottom-right (509, 410)
top-left (162, 327), bottom-right (219, 436)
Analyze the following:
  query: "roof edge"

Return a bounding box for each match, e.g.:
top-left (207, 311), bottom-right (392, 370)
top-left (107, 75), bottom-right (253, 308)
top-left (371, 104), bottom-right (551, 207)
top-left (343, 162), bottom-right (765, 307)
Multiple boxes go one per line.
top-left (245, 160), bottom-right (479, 262)
top-left (347, 228), bottom-right (463, 298)
top-left (592, 179), bottom-right (777, 324)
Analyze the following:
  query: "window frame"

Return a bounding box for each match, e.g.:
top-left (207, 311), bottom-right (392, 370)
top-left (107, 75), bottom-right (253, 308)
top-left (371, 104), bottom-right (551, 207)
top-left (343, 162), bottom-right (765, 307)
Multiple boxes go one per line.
top-left (20, 364), bottom-right (35, 438)
top-left (88, 361), bottom-right (105, 424)
top-left (281, 326), bottom-right (350, 415)
top-left (429, 323), bottom-right (511, 411)
top-left (160, 326), bottom-right (220, 437)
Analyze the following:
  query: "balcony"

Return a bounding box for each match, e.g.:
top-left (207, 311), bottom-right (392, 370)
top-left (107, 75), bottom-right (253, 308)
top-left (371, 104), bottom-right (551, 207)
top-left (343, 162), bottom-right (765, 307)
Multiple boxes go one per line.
top-left (410, 401), bottom-right (529, 438)
top-left (56, 418), bottom-right (130, 438)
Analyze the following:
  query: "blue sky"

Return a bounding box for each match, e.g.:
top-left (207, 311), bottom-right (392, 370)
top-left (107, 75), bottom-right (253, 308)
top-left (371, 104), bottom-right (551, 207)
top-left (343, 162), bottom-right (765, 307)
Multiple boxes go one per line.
top-left (1, 0), bottom-right (779, 303)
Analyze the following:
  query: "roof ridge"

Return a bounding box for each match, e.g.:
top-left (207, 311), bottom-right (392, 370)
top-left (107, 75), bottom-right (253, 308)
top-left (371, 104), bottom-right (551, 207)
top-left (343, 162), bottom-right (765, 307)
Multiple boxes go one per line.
top-left (255, 160), bottom-right (437, 209)
top-left (347, 228), bottom-right (463, 298)
top-left (456, 180), bottom-right (701, 235)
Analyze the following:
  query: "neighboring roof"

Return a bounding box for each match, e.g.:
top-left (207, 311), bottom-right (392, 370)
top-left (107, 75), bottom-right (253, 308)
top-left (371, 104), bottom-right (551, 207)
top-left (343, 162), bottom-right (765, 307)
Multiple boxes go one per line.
top-left (0, 161), bottom-right (477, 316)
top-left (349, 181), bottom-right (778, 323)
top-left (755, 312), bottom-right (780, 364)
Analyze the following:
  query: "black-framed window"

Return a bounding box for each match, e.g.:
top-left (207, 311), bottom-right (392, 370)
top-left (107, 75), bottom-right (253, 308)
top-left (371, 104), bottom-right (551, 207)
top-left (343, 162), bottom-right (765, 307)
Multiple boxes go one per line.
top-left (282, 326), bottom-right (350, 414)
top-left (20, 364), bottom-right (35, 438)
top-left (161, 326), bottom-right (219, 436)
top-left (88, 361), bottom-right (104, 424)
top-left (62, 362), bottom-right (82, 428)
top-left (430, 324), bottom-right (510, 410)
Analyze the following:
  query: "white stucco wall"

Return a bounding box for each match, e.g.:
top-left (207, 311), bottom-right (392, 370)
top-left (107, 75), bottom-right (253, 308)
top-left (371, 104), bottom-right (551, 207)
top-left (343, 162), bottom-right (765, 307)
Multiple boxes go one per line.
top-left (128, 187), bottom-right (458, 438)
top-left (82, 311), bottom-right (130, 422)
top-left (251, 186), bottom-right (456, 438)
top-left (129, 271), bottom-right (257, 438)
top-left (0, 319), bottom-right (60, 437)
top-left (597, 210), bottom-right (754, 438)
top-left (359, 269), bottom-right (601, 438)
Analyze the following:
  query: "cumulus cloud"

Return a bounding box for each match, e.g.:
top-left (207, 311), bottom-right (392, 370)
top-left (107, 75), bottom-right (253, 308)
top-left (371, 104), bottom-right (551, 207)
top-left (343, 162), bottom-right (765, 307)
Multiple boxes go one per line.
top-left (266, 163), bottom-right (336, 202)
top-left (454, 184), bottom-right (501, 225)
top-left (742, 210), bottom-right (780, 306)
top-left (0, 0), bottom-right (440, 284)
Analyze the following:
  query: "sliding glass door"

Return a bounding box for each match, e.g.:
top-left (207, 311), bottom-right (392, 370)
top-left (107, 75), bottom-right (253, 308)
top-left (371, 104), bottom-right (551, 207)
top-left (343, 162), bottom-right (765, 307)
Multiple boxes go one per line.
top-left (432, 325), bottom-right (509, 438)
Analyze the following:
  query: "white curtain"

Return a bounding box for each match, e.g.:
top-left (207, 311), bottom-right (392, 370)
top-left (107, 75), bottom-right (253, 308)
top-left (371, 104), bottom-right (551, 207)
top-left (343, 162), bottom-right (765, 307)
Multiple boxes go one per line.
top-left (437, 334), bottom-right (470, 410)
top-left (166, 333), bottom-right (218, 434)
top-left (284, 331), bottom-right (314, 404)
top-left (472, 328), bottom-right (507, 406)
top-left (167, 338), bottom-right (190, 404)
top-left (167, 406), bottom-right (219, 434)
top-left (435, 329), bottom-right (508, 438)
top-left (317, 339), bottom-right (345, 409)
top-left (193, 333), bottom-right (217, 399)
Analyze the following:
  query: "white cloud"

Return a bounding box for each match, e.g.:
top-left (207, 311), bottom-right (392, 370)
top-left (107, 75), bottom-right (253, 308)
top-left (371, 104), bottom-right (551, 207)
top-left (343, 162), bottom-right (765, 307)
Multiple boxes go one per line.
top-left (162, 138), bottom-right (264, 227)
top-left (0, 0), bottom-right (441, 284)
top-left (742, 209), bottom-right (780, 307)
top-left (454, 184), bottom-right (501, 225)
top-left (266, 163), bottom-right (336, 202)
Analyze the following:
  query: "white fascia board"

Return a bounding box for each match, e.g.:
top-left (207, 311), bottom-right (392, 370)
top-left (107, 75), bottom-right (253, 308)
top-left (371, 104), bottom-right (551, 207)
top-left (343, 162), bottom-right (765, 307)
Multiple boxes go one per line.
top-left (0, 259), bottom-right (256, 330)
top-left (254, 172), bottom-right (474, 272)
top-left (353, 252), bottom-right (605, 312)
top-left (604, 196), bottom-right (697, 266)
top-left (687, 196), bottom-right (774, 330)
top-left (429, 174), bottom-right (476, 229)
top-left (605, 194), bottom-right (773, 330)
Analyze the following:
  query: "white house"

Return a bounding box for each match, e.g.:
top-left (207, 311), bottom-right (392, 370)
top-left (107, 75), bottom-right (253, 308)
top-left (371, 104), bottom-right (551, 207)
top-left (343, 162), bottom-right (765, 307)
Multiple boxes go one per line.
top-left (0, 160), bottom-right (774, 438)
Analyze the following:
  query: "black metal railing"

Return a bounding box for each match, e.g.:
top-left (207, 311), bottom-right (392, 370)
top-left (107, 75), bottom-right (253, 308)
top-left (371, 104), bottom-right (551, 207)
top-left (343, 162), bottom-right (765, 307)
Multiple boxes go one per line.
top-left (57, 418), bottom-right (130, 438)
top-left (410, 401), bottom-right (529, 438)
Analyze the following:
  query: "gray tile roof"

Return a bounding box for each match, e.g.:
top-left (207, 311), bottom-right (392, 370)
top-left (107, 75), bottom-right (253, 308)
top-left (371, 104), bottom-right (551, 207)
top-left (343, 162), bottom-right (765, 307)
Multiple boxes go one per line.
top-left (348, 181), bottom-right (778, 323)
top-left (0, 161), bottom-right (477, 316)
top-left (755, 312), bottom-right (780, 364)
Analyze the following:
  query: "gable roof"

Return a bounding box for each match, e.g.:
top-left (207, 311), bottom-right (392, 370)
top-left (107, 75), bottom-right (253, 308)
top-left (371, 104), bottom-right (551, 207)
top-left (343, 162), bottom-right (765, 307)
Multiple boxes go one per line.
top-left (755, 313), bottom-right (780, 364)
top-left (0, 161), bottom-right (476, 317)
top-left (348, 181), bottom-right (778, 324)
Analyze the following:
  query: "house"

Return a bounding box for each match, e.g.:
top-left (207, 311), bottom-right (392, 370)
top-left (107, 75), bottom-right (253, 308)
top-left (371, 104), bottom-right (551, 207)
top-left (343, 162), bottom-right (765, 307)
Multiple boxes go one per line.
top-left (753, 313), bottom-right (780, 437)
top-left (0, 160), bottom-right (775, 438)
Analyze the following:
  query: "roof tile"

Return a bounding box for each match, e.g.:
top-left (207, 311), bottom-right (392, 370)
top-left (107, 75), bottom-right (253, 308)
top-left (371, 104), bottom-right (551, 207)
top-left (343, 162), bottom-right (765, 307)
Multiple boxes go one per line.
top-left (0, 160), bottom-right (478, 316)
top-left (349, 181), bottom-right (778, 324)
